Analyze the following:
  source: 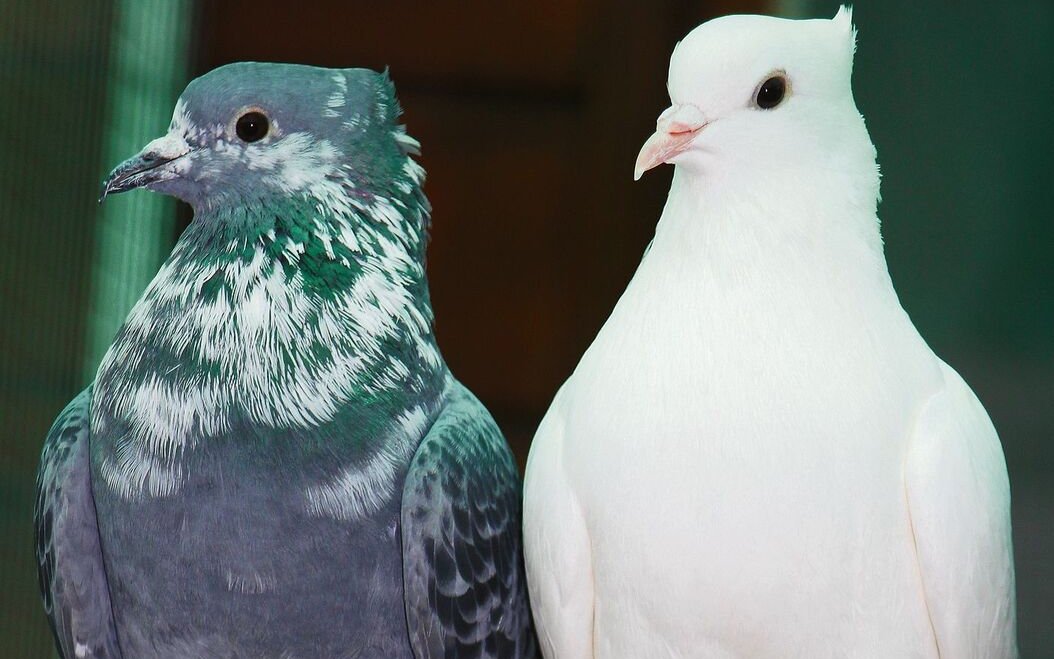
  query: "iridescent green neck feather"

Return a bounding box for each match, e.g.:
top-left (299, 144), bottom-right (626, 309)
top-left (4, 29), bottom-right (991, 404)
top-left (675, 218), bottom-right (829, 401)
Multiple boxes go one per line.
top-left (91, 64), bottom-right (445, 481)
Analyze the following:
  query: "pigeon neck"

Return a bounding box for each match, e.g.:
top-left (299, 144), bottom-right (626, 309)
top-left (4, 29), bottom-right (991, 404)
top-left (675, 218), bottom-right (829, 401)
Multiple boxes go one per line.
top-left (92, 176), bottom-right (446, 459)
top-left (184, 182), bottom-right (430, 292)
top-left (654, 166), bottom-right (888, 280)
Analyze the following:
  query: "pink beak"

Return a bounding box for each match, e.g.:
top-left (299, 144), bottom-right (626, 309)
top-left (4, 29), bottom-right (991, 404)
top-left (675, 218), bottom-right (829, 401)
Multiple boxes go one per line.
top-left (633, 104), bottom-right (708, 181)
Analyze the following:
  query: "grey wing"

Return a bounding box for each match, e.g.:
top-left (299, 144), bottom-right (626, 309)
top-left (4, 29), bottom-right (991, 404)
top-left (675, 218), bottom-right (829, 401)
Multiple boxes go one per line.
top-left (401, 382), bottom-right (537, 659)
top-left (35, 387), bottom-right (123, 659)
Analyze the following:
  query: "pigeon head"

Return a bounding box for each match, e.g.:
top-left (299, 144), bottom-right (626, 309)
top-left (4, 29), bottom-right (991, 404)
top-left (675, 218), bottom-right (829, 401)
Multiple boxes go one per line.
top-left (101, 62), bottom-right (425, 236)
top-left (634, 6), bottom-right (875, 193)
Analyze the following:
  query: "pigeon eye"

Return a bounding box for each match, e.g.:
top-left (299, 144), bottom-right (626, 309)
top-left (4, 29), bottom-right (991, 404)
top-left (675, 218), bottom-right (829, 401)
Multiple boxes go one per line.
top-left (754, 75), bottom-right (787, 110)
top-left (235, 111), bottom-right (269, 143)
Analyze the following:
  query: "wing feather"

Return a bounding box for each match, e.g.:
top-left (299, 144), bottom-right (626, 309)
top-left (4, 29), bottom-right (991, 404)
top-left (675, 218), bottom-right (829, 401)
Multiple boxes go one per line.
top-left (401, 382), bottom-right (537, 658)
top-left (905, 363), bottom-right (1017, 658)
top-left (35, 388), bottom-right (122, 659)
top-left (522, 387), bottom-right (594, 659)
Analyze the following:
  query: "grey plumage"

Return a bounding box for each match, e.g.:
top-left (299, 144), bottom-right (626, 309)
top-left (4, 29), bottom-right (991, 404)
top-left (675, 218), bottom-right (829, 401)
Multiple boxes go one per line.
top-left (402, 384), bottom-right (535, 658)
top-left (36, 388), bottom-right (121, 659)
top-left (35, 62), bottom-right (536, 658)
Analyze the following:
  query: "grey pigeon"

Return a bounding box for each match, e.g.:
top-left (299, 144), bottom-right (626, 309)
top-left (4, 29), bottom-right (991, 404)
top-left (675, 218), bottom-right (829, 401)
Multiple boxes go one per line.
top-left (35, 62), bottom-right (537, 659)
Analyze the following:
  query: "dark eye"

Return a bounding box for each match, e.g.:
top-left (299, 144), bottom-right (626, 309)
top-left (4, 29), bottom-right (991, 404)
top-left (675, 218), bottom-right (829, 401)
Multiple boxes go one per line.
top-left (235, 111), bottom-right (269, 142)
top-left (755, 75), bottom-right (787, 110)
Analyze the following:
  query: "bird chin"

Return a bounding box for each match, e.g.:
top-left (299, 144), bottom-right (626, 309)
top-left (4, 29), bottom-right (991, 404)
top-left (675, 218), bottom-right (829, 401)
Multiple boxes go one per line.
top-left (665, 150), bottom-right (709, 176)
top-left (145, 175), bottom-right (199, 206)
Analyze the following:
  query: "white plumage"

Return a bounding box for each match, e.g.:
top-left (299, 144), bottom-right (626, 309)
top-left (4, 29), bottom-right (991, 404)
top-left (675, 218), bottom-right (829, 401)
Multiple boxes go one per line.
top-left (523, 8), bottom-right (1017, 658)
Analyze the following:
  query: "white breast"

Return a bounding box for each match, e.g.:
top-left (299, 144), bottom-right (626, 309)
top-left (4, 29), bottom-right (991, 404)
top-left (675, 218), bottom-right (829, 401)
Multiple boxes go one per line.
top-left (548, 184), bottom-right (946, 656)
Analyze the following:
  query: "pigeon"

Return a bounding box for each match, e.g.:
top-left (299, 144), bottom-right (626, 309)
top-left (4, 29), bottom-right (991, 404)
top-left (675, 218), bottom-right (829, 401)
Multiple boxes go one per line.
top-left (523, 8), bottom-right (1017, 658)
top-left (35, 62), bottom-right (536, 659)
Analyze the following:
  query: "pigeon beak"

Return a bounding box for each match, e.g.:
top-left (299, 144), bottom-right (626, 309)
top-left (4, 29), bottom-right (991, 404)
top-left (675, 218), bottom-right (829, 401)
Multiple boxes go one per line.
top-left (633, 104), bottom-right (708, 181)
top-left (99, 133), bottom-right (192, 202)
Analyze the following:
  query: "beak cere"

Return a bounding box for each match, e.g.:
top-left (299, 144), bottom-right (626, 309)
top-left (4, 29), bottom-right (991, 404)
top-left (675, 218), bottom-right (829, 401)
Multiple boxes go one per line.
top-left (99, 133), bottom-right (191, 202)
top-left (633, 104), bottom-right (708, 181)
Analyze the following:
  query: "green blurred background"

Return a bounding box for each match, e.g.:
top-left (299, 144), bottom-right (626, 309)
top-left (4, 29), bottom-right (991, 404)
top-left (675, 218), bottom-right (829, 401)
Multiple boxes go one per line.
top-left (1, 0), bottom-right (1050, 656)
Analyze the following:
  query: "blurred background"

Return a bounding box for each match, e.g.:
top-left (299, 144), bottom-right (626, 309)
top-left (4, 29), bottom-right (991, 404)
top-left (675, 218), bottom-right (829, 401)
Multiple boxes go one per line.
top-left (1, 0), bottom-right (1050, 656)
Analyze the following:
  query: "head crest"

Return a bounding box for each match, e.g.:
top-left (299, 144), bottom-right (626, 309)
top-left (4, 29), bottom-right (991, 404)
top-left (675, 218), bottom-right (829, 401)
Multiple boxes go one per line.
top-left (833, 5), bottom-right (858, 56)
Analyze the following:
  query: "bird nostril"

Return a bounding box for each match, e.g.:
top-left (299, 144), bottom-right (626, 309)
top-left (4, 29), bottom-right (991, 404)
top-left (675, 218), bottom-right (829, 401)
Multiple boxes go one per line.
top-left (666, 121), bottom-right (703, 136)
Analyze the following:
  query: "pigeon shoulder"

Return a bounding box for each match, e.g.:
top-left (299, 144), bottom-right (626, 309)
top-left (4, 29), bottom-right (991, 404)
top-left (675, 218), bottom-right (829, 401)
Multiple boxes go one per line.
top-left (400, 380), bottom-right (537, 658)
top-left (904, 360), bottom-right (1017, 658)
top-left (523, 385), bottom-right (595, 659)
top-left (35, 387), bottom-right (123, 659)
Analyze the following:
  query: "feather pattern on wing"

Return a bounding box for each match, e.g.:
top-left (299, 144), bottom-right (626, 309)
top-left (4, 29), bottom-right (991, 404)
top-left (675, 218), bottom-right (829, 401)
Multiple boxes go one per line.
top-left (36, 388), bottom-right (123, 659)
top-left (401, 382), bottom-right (537, 658)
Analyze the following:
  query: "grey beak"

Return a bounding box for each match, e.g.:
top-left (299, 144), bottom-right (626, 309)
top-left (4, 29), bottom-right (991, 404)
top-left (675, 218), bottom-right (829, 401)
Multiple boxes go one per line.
top-left (99, 133), bottom-right (191, 203)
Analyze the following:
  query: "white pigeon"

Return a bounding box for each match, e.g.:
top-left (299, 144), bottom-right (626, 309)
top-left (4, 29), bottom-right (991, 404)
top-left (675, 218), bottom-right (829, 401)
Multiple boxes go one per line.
top-left (523, 8), bottom-right (1017, 658)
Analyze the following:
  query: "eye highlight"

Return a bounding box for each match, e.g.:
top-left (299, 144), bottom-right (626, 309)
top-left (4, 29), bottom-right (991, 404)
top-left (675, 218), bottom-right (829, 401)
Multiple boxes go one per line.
top-left (754, 74), bottom-right (788, 110)
top-left (235, 111), bottom-right (269, 143)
